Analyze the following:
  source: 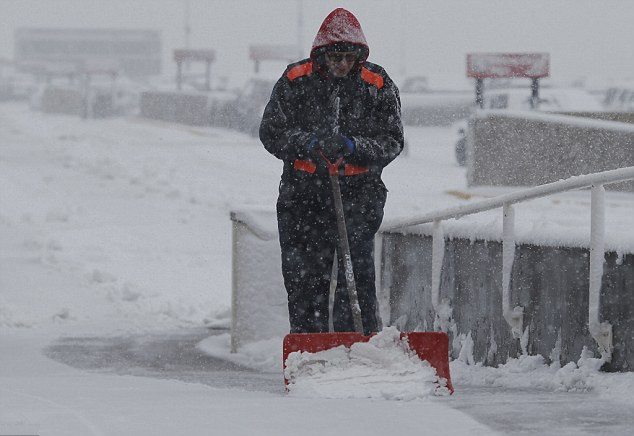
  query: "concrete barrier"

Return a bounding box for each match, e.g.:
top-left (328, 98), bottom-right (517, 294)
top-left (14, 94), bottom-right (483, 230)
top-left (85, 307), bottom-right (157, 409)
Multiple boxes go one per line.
top-left (229, 208), bottom-right (287, 352)
top-left (39, 86), bottom-right (84, 116)
top-left (467, 111), bottom-right (634, 191)
top-left (379, 230), bottom-right (634, 370)
top-left (139, 90), bottom-right (211, 126)
top-left (37, 85), bottom-right (116, 118)
top-left (228, 207), bottom-right (383, 350)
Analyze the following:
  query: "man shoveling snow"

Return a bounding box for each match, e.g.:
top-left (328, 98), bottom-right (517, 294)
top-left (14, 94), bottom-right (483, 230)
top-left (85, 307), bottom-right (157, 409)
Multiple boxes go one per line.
top-left (261, 8), bottom-right (452, 394)
top-left (259, 7), bottom-right (403, 335)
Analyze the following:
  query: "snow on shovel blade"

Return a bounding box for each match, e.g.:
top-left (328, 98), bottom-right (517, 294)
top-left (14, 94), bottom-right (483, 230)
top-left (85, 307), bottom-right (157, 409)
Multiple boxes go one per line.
top-left (282, 331), bottom-right (453, 394)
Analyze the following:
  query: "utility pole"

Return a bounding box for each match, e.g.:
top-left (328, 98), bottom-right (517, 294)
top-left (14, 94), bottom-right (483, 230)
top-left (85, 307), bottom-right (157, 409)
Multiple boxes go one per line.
top-left (399, 1), bottom-right (407, 77)
top-left (297, 0), bottom-right (304, 58)
top-left (184, 0), bottom-right (192, 76)
top-left (184, 0), bottom-right (191, 49)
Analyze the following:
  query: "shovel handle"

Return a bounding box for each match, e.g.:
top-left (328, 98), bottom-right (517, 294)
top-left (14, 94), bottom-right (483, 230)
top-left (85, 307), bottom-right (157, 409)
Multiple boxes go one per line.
top-left (318, 151), bottom-right (344, 176)
top-left (320, 152), bottom-right (364, 334)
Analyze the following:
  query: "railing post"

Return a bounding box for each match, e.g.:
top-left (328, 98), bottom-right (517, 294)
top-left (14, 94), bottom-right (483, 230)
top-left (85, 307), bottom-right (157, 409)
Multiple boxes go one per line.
top-left (502, 203), bottom-right (523, 339)
top-left (230, 218), bottom-right (240, 353)
top-left (431, 220), bottom-right (449, 331)
top-left (589, 184), bottom-right (613, 361)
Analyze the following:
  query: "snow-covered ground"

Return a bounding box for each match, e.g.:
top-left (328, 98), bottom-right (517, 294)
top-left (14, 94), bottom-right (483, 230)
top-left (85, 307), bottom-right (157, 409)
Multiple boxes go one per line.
top-left (1, 102), bottom-right (634, 435)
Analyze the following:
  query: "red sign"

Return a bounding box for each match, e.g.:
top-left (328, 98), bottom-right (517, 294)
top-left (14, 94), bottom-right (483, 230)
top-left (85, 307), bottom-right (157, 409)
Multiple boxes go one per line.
top-left (467, 53), bottom-right (549, 79)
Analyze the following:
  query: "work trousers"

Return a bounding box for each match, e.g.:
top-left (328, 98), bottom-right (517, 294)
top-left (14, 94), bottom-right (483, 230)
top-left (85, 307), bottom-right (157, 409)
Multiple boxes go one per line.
top-left (276, 175), bottom-right (386, 335)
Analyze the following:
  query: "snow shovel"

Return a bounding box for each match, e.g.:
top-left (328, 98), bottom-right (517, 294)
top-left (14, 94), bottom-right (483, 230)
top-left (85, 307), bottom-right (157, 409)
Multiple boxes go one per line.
top-left (282, 153), bottom-right (454, 393)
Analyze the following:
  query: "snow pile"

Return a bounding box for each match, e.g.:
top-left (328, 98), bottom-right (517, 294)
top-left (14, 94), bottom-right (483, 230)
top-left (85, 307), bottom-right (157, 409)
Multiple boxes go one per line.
top-left (451, 346), bottom-right (608, 392)
top-left (284, 327), bottom-right (449, 400)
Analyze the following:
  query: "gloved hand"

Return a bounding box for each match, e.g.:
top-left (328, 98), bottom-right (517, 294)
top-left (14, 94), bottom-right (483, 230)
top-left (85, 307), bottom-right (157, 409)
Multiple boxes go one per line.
top-left (303, 136), bottom-right (326, 174)
top-left (312, 135), bottom-right (355, 161)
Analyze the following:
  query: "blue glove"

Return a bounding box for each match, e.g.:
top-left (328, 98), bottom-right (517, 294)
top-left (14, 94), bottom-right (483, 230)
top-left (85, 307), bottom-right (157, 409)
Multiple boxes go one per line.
top-left (338, 135), bottom-right (355, 155)
top-left (305, 136), bottom-right (318, 153)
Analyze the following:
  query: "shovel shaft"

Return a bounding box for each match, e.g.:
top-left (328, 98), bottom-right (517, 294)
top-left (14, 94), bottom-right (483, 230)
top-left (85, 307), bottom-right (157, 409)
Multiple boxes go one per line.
top-left (325, 91), bottom-right (363, 334)
top-left (329, 173), bottom-right (364, 334)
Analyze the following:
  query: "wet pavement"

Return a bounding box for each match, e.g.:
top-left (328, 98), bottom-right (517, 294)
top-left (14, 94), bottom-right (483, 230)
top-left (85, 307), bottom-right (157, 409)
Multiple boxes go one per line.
top-left (45, 328), bottom-right (634, 435)
top-left (45, 328), bottom-right (282, 394)
top-left (444, 385), bottom-right (633, 436)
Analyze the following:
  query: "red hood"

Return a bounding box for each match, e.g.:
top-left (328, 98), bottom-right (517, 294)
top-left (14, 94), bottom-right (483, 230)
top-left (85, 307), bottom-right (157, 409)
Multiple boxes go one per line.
top-left (310, 8), bottom-right (369, 61)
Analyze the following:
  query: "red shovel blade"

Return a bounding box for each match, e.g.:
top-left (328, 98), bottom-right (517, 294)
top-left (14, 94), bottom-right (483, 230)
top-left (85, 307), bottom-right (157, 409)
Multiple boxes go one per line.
top-left (283, 331), bottom-right (453, 394)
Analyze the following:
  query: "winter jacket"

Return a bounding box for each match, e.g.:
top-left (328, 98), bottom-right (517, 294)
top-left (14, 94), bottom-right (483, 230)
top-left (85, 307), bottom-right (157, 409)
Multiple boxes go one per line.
top-left (259, 7), bottom-right (403, 203)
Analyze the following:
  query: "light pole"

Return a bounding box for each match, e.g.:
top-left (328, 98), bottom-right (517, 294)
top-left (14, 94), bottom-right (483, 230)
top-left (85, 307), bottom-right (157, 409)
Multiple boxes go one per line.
top-left (399, 1), bottom-right (407, 77)
top-left (297, 0), bottom-right (304, 58)
top-left (184, 0), bottom-right (191, 49)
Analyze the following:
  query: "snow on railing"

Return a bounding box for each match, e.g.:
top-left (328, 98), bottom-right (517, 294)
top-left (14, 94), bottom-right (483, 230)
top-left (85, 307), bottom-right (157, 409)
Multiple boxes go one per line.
top-left (384, 166), bottom-right (634, 361)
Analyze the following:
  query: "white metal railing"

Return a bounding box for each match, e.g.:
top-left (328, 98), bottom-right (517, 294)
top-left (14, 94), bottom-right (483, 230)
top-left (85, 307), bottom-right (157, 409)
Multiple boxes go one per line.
top-left (385, 166), bottom-right (634, 361)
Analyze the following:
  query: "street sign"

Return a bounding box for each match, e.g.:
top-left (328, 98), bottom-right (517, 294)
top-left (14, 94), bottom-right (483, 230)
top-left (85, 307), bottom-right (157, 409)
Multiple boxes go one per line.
top-left (467, 53), bottom-right (549, 79)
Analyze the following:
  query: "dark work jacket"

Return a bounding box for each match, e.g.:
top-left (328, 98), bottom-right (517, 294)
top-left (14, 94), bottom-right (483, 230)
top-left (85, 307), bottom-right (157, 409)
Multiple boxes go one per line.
top-left (259, 59), bottom-right (404, 212)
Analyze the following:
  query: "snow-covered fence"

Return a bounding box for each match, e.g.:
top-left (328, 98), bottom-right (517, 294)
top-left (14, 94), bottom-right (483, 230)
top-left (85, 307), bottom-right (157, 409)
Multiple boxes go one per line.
top-left (229, 208), bottom-right (288, 352)
top-left (383, 166), bottom-right (634, 366)
top-left (554, 111), bottom-right (634, 125)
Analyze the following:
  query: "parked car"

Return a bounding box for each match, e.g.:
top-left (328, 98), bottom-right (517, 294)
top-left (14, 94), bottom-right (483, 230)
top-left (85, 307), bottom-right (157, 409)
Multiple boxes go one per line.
top-left (602, 87), bottom-right (634, 112)
top-left (224, 75), bottom-right (277, 136)
top-left (400, 76), bottom-right (429, 93)
top-left (208, 88), bottom-right (241, 128)
top-left (0, 73), bottom-right (37, 101)
top-left (453, 120), bottom-right (468, 166)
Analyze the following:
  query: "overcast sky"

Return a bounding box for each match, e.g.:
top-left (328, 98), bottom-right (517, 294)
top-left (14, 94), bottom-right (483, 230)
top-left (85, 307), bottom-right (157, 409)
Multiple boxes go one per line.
top-left (2, 0), bottom-right (633, 87)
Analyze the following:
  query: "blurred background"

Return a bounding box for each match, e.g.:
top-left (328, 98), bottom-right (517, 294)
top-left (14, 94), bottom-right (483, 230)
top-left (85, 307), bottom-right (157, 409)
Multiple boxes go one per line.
top-left (3, 0), bottom-right (633, 81)
top-left (1, 0), bottom-right (633, 135)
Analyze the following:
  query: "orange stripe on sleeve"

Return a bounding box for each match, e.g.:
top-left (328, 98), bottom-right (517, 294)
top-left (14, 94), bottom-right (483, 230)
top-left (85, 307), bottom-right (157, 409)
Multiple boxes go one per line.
top-left (361, 67), bottom-right (384, 89)
top-left (287, 61), bottom-right (314, 81)
top-left (293, 159), bottom-right (317, 174)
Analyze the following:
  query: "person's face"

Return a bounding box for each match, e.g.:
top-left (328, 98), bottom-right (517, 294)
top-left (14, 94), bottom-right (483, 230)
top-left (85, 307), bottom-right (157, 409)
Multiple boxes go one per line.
top-left (325, 51), bottom-right (358, 78)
